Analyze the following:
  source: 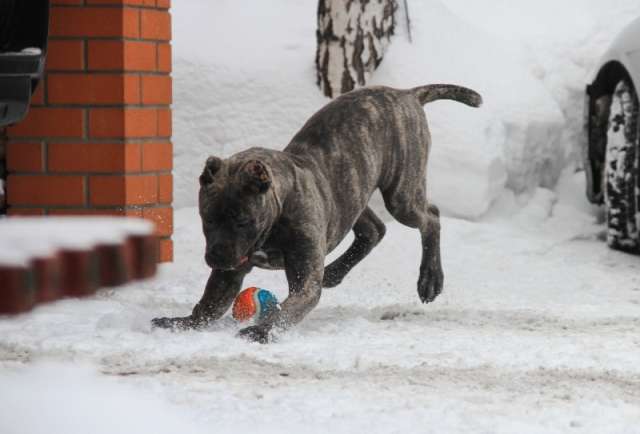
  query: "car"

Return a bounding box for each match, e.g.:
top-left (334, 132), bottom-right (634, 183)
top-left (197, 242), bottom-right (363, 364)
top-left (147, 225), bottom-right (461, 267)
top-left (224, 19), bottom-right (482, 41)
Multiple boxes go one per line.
top-left (584, 16), bottom-right (640, 253)
top-left (0, 0), bottom-right (49, 128)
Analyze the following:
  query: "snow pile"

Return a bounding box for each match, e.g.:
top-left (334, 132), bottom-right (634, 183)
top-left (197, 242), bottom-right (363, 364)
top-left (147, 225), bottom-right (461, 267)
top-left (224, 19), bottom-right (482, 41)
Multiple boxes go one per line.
top-left (172, 0), bottom-right (325, 208)
top-left (0, 217), bottom-right (153, 266)
top-left (171, 0), bottom-right (640, 218)
top-left (370, 0), bottom-right (566, 216)
top-left (0, 363), bottom-right (207, 434)
top-left (443, 0), bottom-right (640, 167)
top-left (174, 0), bottom-right (537, 217)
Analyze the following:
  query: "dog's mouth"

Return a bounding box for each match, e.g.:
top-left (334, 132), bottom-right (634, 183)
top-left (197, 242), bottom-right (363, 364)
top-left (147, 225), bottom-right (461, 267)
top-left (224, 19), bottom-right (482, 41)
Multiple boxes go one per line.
top-left (205, 253), bottom-right (251, 270)
top-left (206, 232), bottom-right (269, 270)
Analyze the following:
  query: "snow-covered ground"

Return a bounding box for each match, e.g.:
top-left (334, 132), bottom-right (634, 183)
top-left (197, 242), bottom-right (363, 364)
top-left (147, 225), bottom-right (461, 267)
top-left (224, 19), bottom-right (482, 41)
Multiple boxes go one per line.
top-left (1, 173), bottom-right (639, 433)
top-left (3, 1), bottom-right (640, 433)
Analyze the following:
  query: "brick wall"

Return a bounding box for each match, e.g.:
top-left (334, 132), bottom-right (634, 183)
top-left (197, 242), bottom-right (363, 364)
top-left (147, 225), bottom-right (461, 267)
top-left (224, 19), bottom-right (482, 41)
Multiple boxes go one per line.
top-left (5, 0), bottom-right (173, 262)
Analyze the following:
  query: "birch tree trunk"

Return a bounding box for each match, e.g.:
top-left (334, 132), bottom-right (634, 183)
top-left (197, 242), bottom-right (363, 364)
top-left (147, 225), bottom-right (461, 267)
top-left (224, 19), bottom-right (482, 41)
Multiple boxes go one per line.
top-left (316, 0), bottom-right (397, 98)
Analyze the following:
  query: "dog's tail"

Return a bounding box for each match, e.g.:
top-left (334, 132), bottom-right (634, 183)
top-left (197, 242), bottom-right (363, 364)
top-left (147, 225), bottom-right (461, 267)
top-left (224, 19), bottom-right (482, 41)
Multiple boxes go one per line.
top-left (411, 84), bottom-right (483, 108)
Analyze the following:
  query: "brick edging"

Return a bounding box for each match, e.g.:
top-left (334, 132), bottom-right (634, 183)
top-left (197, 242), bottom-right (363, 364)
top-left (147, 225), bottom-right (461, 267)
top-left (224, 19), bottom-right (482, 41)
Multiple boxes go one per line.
top-left (5, 0), bottom-right (174, 262)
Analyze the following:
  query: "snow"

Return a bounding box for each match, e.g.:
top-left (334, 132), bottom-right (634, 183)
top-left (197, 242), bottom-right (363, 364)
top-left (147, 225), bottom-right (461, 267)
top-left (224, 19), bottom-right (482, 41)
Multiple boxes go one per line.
top-left (171, 0), bottom-right (640, 218)
top-left (0, 363), bottom-right (207, 434)
top-left (2, 173), bottom-right (640, 432)
top-left (443, 0), bottom-right (640, 171)
top-left (0, 217), bottom-right (153, 266)
top-left (3, 1), bottom-right (640, 433)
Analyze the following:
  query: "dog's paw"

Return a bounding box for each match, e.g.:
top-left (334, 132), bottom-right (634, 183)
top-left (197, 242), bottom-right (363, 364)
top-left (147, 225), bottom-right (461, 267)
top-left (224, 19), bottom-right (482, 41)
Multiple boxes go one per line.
top-left (322, 265), bottom-right (345, 288)
top-left (322, 274), bottom-right (342, 288)
top-left (417, 264), bottom-right (444, 304)
top-left (151, 315), bottom-right (203, 331)
top-left (237, 325), bottom-right (270, 344)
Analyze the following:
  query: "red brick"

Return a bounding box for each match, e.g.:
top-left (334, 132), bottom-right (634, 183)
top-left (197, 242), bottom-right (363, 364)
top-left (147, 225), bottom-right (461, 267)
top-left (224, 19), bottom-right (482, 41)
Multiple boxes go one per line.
top-left (48, 142), bottom-right (141, 173)
top-left (86, 0), bottom-right (146, 5)
top-left (7, 208), bottom-right (46, 216)
top-left (125, 109), bottom-right (158, 137)
top-left (8, 108), bottom-right (84, 138)
top-left (89, 108), bottom-right (157, 138)
top-left (157, 43), bottom-right (171, 72)
top-left (159, 238), bottom-right (173, 262)
top-left (157, 108), bottom-right (172, 137)
top-left (7, 175), bottom-right (85, 206)
top-left (88, 40), bottom-right (157, 71)
top-left (49, 208), bottom-right (123, 216)
top-left (89, 175), bottom-right (157, 206)
top-left (142, 75), bottom-right (171, 105)
top-left (123, 8), bottom-right (141, 38)
top-left (0, 266), bottom-right (35, 314)
top-left (6, 142), bottom-right (44, 172)
top-left (47, 40), bottom-right (84, 71)
top-left (143, 206), bottom-right (172, 237)
top-left (124, 75), bottom-right (142, 104)
top-left (51, 7), bottom-right (139, 38)
top-left (48, 74), bottom-right (140, 105)
top-left (142, 141), bottom-right (172, 171)
top-left (158, 173), bottom-right (172, 204)
top-left (88, 109), bottom-right (123, 138)
top-left (125, 41), bottom-right (157, 71)
top-left (87, 41), bottom-right (122, 70)
top-left (125, 209), bottom-right (144, 218)
top-left (157, 0), bottom-right (171, 9)
top-left (141, 9), bottom-right (171, 41)
top-left (52, 0), bottom-right (84, 4)
top-left (31, 81), bottom-right (45, 105)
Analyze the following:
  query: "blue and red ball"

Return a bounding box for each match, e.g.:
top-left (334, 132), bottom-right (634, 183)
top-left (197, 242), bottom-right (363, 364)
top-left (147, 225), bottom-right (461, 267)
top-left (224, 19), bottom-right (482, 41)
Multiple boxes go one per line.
top-left (232, 287), bottom-right (279, 323)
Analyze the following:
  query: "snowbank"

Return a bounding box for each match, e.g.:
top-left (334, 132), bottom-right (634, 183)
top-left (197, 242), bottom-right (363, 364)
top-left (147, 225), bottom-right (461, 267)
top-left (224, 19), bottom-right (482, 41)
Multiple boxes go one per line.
top-left (171, 0), bottom-right (639, 218)
top-left (172, 0), bottom-right (325, 208)
top-left (370, 0), bottom-right (566, 216)
top-left (443, 0), bottom-right (640, 167)
top-left (0, 363), bottom-right (207, 434)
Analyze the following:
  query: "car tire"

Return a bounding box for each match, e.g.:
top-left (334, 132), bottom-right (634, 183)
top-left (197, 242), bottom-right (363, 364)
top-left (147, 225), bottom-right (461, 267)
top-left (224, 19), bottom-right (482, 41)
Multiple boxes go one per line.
top-left (604, 79), bottom-right (640, 253)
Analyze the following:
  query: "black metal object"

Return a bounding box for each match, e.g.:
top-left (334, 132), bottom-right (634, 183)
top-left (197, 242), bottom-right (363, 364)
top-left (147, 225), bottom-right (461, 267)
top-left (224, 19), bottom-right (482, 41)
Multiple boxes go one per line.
top-left (0, 0), bottom-right (50, 127)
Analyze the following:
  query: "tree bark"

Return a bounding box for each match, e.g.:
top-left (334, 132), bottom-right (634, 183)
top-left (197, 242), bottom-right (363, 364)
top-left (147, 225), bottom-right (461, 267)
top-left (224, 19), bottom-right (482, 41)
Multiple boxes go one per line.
top-left (316, 0), bottom-right (397, 98)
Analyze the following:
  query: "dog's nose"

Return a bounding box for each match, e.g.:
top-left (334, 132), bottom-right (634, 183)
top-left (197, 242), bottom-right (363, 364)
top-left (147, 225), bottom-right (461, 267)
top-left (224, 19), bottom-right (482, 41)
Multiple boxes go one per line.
top-left (205, 248), bottom-right (233, 269)
top-left (204, 251), bottom-right (216, 268)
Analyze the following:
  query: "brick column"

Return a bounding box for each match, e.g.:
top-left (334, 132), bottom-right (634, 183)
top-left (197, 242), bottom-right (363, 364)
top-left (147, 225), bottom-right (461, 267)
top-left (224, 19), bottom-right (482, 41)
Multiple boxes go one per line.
top-left (5, 0), bottom-right (173, 262)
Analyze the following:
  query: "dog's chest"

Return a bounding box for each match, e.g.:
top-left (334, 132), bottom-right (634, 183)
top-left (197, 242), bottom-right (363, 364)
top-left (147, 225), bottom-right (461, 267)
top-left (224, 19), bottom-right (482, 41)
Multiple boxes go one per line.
top-left (250, 247), bottom-right (285, 270)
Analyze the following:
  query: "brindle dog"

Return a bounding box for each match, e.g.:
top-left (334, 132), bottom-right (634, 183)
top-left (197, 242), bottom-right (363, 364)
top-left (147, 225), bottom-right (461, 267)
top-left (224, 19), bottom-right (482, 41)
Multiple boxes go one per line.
top-left (152, 84), bottom-right (482, 343)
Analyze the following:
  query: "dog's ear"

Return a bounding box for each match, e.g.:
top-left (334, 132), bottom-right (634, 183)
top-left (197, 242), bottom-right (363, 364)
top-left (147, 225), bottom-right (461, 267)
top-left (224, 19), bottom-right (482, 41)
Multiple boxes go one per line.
top-left (241, 160), bottom-right (271, 194)
top-left (199, 156), bottom-right (222, 187)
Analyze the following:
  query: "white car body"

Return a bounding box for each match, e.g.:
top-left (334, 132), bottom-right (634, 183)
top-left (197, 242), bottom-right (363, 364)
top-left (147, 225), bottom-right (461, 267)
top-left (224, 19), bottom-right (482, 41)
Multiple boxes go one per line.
top-left (588, 17), bottom-right (640, 89)
top-left (583, 16), bottom-right (640, 203)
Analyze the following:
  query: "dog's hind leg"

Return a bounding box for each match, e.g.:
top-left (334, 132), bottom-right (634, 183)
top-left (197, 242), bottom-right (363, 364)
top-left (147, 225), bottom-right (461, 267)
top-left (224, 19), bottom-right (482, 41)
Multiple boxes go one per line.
top-left (382, 185), bottom-right (443, 303)
top-left (322, 206), bottom-right (386, 288)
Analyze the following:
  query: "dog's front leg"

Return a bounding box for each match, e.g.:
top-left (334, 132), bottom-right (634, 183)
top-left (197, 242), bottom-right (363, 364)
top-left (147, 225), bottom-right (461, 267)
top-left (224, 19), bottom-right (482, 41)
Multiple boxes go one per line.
top-left (152, 267), bottom-right (250, 330)
top-left (238, 243), bottom-right (324, 343)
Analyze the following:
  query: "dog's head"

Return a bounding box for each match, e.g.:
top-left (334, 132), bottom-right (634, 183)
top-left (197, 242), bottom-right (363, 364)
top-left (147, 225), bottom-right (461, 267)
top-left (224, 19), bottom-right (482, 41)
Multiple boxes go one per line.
top-left (198, 156), bottom-right (276, 270)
